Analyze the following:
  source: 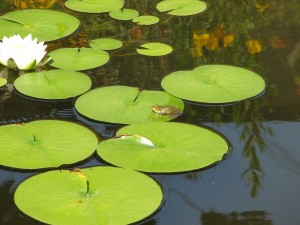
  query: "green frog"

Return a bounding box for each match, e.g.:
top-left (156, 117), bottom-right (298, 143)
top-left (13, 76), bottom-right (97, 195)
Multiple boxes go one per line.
top-left (152, 104), bottom-right (182, 117)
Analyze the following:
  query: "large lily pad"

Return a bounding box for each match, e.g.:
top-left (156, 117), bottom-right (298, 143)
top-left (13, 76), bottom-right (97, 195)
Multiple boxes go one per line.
top-left (49, 48), bottom-right (110, 71)
top-left (161, 65), bottom-right (266, 103)
top-left (156, 0), bottom-right (207, 16)
top-left (137, 42), bottom-right (173, 56)
top-left (75, 85), bottom-right (184, 124)
top-left (65, 0), bottom-right (124, 13)
top-left (97, 122), bottom-right (229, 173)
top-left (0, 120), bottom-right (98, 169)
top-left (109, 8), bottom-right (139, 21)
top-left (14, 69), bottom-right (92, 100)
top-left (0, 9), bottom-right (80, 42)
top-left (89, 38), bottom-right (123, 51)
top-left (132, 16), bottom-right (159, 25)
top-left (15, 166), bottom-right (163, 225)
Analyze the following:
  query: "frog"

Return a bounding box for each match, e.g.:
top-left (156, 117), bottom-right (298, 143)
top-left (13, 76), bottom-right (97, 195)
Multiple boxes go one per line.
top-left (151, 104), bottom-right (182, 117)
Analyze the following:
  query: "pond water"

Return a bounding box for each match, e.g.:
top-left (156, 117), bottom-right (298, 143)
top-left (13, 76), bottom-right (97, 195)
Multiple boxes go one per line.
top-left (1, 0), bottom-right (300, 225)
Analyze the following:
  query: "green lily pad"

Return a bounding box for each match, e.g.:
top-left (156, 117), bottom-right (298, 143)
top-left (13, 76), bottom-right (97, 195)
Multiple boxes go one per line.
top-left (75, 85), bottom-right (184, 124)
top-left (109, 8), bottom-right (139, 20)
top-left (132, 16), bottom-right (159, 25)
top-left (14, 69), bottom-right (92, 100)
top-left (156, 0), bottom-right (207, 16)
top-left (0, 9), bottom-right (80, 42)
top-left (137, 42), bottom-right (173, 56)
top-left (15, 166), bottom-right (163, 225)
top-left (161, 65), bottom-right (266, 103)
top-left (97, 122), bottom-right (229, 173)
top-left (0, 120), bottom-right (98, 169)
top-left (65, 0), bottom-right (124, 13)
top-left (0, 77), bottom-right (7, 87)
top-left (49, 48), bottom-right (109, 71)
top-left (90, 38), bottom-right (123, 51)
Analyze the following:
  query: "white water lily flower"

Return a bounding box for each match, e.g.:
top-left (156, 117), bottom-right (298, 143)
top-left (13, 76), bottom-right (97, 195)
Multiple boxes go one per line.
top-left (0, 34), bottom-right (48, 70)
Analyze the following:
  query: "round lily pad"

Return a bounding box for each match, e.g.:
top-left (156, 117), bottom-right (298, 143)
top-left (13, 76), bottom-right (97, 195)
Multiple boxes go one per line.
top-left (156, 0), bottom-right (207, 16)
top-left (137, 42), bottom-right (173, 56)
top-left (49, 48), bottom-right (109, 71)
top-left (0, 120), bottom-right (98, 169)
top-left (109, 8), bottom-right (139, 21)
top-left (0, 9), bottom-right (80, 42)
top-left (90, 38), bottom-right (123, 51)
top-left (15, 166), bottom-right (163, 225)
top-left (0, 77), bottom-right (7, 87)
top-left (14, 69), bottom-right (92, 100)
top-left (65, 0), bottom-right (124, 13)
top-left (132, 15), bottom-right (159, 25)
top-left (97, 122), bottom-right (229, 173)
top-left (161, 65), bottom-right (266, 104)
top-left (75, 85), bottom-right (184, 124)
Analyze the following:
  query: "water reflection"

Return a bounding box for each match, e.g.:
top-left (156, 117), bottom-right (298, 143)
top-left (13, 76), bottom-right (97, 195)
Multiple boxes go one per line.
top-left (201, 210), bottom-right (272, 225)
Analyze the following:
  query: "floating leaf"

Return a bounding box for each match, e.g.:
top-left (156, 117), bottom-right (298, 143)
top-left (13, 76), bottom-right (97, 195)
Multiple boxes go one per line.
top-left (0, 120), bottom-right (98, 169)
top-left (109, 8), bottom-right (139, 21)
top-left (15, 166), bottom-right (163, 225)
top-left (49, 48), bottom-right (109, 71)
top-left (14, 69), bottom-right (92, 100)
top-left (132, 16), bottom-right (159, 25)
top-left (89, 38), bottom-right (123, 51)
top-left (161, 65), bottom-right (266, 103)
top-left (65, 0), bottom-right (124, 13)
top-left (156, 0), bottom-right (207, 16)
top-left (0, 9), bottom-right (80, 42)
top-left (136, 42), bottom-right (173, 56)
top-left (97, 122), bottom-right (229, 173)
top-left (0, 77), bottom-right (7, 87)
top-left (75, 85), bottom-right (184, 124)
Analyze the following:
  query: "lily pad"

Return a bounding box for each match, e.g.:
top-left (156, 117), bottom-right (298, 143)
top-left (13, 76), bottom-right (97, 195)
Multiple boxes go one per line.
top-left (14, 69), bottom-right (92, 100)
top-left (0, 9), bottom-right (80, 42)
top-left (65, 0), bottom-right (124, 13)
top-left (75, 85), bottom-right (184, 124)
top-left (156, 0), bottom-right (207, 16)
top-left (0, 120), bottom-right (98, 169)
top-left (137, 42), bottom-right (173, 56)
top-left (109, 8), bottom-right (139, 21)
top-left (90, 38), bottom-right (123, 51)
top-left (97, 122), bottom-right (229, 173)
top-left (132, 16), bottom-right (159, 25)
top-left (161, 65), bottom-right (266, 103)
top-left (15, 167), bottom-right (163, 225)
top-left (49, 48), bottom-right (109, 71)
top-left (0, 77), bottom-right (7, 87)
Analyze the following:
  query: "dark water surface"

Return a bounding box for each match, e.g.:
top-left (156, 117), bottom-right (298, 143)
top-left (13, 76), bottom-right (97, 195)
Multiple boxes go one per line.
top-left (1, 1), bottom-right (300, 225)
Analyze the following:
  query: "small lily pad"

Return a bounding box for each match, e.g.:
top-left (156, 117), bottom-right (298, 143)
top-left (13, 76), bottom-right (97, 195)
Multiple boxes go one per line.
top-left (132, 16), bottom-right (159, 25)
top-left (49, 48), bottom-right (109, 71)
top-left (15, 166), bottom-right (163, 225)
top-left (90, 38), bottom-right (123, 51)
top-left (156, 0), bottom-right (207, 16)
top-left (0, 77), bottom-right (7, 87)
top-left (14, 69), bottom-right (92, 100)
top-left (97, 122), bottom-right (229, 173)
top-left (137, 42), bottom-right (173, 56)
top-left (65, 0), bottom-right (124, 13)
top-left (109, 8), bottom-right (139, 20)
top-left (0, 120), bottom-right (98, 169)
top-left (0, 9), bottom-right (80, 42)
top-left (75, 85), bottom-right (184, 124)
top-left (161, 65), bottom-right (266, 103)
